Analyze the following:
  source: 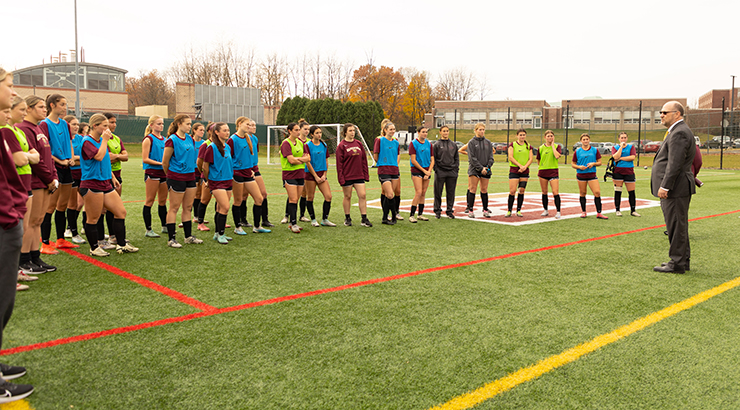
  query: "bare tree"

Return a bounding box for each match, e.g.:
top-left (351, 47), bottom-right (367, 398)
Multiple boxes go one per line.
top-left (477, 73), bottom-right (492, 100)
top-left (257, 53), bottom-right (288, 107)
top-left (435, 67), bottom-right (477, 101)
top-left (169, 41), bottom-right (257, 88)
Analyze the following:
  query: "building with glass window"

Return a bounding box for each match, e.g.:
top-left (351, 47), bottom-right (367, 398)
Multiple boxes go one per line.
top-left (12, 62), bottom-right (128, 115)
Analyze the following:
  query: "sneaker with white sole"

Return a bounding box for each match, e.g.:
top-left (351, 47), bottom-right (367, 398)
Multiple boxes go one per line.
top-left (98, 240), bottom-right (116, 250)
top-left (299, 216), bottom-right (311, 222)
top-left (90, 247), bottom-right (110, 257)
top-left (408, 215), bottom-right (417, 223)
top-left (467, 210), bottom-right (476, 218)
top-left (20, 262), bottom-right (45, 275)
top-left (167, 239), bottom-right (182, 248)
top-left (516, 211), bottom-right (523, 217)
top-left (482, 209), bottom-right (492, 218)
top-left (17, 271), bottom-right (38, 282)
top-left (631, 211), bottom-right (641, 217)
top-left (0, 380), bottom-right (34, 403)
top-left (184, 236), bottom-right (203, 244)
top-left (417, 215), bottom-right (429, 221)
top-left (64, 229), bottom-right (73, 238)
top-left (361, 218), bottom-right (373, 227)
top-left (541, 210), bottom-right (549, 217)
top-left (615, 210), bottom-right (623, 217)
top-left (117, 243), bottom-right (140, 254)
top-left (321, 219), bottom-right (336, 227)
top-left (396, 215), bottom-right (404, 221)
top-left (252, 227), bottom-right (271, 233)
top-left (344, 218), bottom-right (352, 227)
top-left (555, 212), bottom-right (561, 219)
top-left (16, 283), bottom-right (29, 291)
top-left (280, 216), bottom-right (289, 224)
top-left (234, 227), bottom-right (247, 235)
top-left (32, 259), bottom-right (56, 272)
top-left (290, 224), bottom-right (301, 233)
top-left (70, 234), bottom-right (87, 244)
top-left (145, 230), bottom-right (160, 238)
top-left (0, 363), bottom-right (27, 380)
top-left (108, 237), bottom-right (118, 246)
top-left (311, 219), bottom-right (320, 227)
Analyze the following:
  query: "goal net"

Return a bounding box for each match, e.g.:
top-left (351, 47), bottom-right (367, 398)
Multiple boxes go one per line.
top-left (266, 124), bottom-right (376, 167)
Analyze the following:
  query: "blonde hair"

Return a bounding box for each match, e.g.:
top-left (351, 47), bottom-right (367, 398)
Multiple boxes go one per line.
top-left (64, 115), bottom-right (78, 124)
top-left (11, 96), bottom-right (25, 109)
top-left (0, 67), bottom-right (10, 82)
top-left (381, 121), bottom-right (395, 136)
top-left (145, 115), bottom-right (163, 136)
top-left (474, 123), bottom-right (485, 131)
top-left (235, 116), bottom-right (251, 128)
top-left (168, 114), bottom-right (190, 136)
top-left (25, 95), bottom-right (44, 109)
top-left (544, 130), bottom-right (554, 137)
top-left (89, 113), bottom-right (108, 129)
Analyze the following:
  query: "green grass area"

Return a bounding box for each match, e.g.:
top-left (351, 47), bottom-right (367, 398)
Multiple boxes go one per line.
top-left (3, 158), bottom-right (740, 409)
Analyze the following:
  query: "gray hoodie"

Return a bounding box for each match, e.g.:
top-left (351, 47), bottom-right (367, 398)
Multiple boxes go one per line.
top-left (466, 136), bottom-right (494, 176)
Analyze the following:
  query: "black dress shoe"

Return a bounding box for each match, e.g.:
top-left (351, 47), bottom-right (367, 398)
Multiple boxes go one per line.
top-left (654, 263), bottom-right (685, 274)
top-left (446, 212), bottom-right (456, 219)
top-left (662, 261), bottom-right (690, 271)
top-left (434, 213), bottom-right (441, 219)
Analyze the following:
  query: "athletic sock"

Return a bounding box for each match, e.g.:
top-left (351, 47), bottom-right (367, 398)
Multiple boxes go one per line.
top-left (143, 205), bottom-right (153, 230)
top-left (323, 200), bottom-right (331, 220)
top-left (167, 223), bottom-right (176, 241)
top-left (158, 205), bottom-right (168, 228)
top-left (395, 196), bottom-right (401, 215)
top-left (381, 196), bottom-right (389, 220)
top-left (628, 190), bottom-right (636, 212)
top-left (507, 194), bottom-right (515, 212)
top-left (54, 209), bottom-right (67, 240)
top-left (410, 205), bottom-right (417, 217)
top-left (216, 212), bottom-right (226, 235)
top-left (284, 198), bottom-right (290, 218)
top-left (516, 193), bottom-right (524, 212)
top-left (554, 195), bottom-right (561, 212)
top-left (41, 212), bottom-right (52, 244)
top-left (306, 200), bottom-right (315, 219)
top-left (580, 196), bottom-right (587, 212)
top-left (288, 202), bottom-right (298, 225)
top-left (481, 193), bottom-right (489, 211)
top-left (299, 197), bottom-right (307, 218)
top-left (67, 209), bottom-right (79, 236)
top-left (183, 221), bottom-right (192, 238)
top-left (253, 204), bottom-right (262, 228)
top-left (232, 204), bottom-right (241, 228)
top-left (114, 218), bottom-right (126, 245)
top-left (262, 197), bottom-right (270, 222)
top-left (542, 194), bottom-right (549, 210)
top-left (20, 252), bottom-right (30, 265)
top-left (595, 197), bottom-right (603, 213)
top-left (105, 211), bottom-right (115, 239)
top-left (613, 189), bottom-right (622, 211)
top-left (198, 202), bottom-right (207, 223)
top-left (240, 201), bottom-right (248, 225)
top-left (30, 250), bottom-right (42, 264)
top-left (192, 199), bottom-right (201, 219)
top-left (418, 204), bottom-right (424, 215)
top-left (85, 222), bottom-right (99, 250)
top-left (96, 217), bottom-right (105, 241)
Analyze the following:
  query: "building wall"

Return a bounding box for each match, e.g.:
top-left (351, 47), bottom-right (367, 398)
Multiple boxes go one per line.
top-left (176, 82), bottom-right (264, 124)
top-left (15, 85), bottom-right (128, 115)
top-left (176, 82), bottom-right (196, 118)
top-left (135, 105), bottom-right (169, 118)
top-left (434, 100), bottom-right (550, 130)
top-left (698, 89), bottom-right (740, 109)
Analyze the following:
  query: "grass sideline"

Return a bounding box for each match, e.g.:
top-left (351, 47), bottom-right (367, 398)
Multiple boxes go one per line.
top-left (2, 159), bottom-right (739, 409)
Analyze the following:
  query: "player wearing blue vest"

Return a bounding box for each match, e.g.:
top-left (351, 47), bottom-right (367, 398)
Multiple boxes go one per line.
top-left (79, 114), bottom-right (138, 256)
top-left (62, 115), bottom-right (86, 244)
top-left (408, 127), bottom-right (435, 222)
top-left (202, 122), bottom-right (234, 244)
top-left (190, 122), bottom-right (205, 229)
top-left (506, 129), bottom-right (533, 217)
top-left (373, 121), bottom-right (401, 225)
top-left (39, 94), bottom-right (78, 252)
top-left (142, 115), bottom-right (169, 238)
top-left (572, 133), bottom-right (607, 219)
top-left (280, 122), bottom-right (311, 233)
top-left (304, 125), bottom-right (336, 227)
top-left (162, 115), bottom-right (202, 247)
top-left (229, 117), bottom-right (270, 235)
top-left (612, 132), bottom-right (641, 217)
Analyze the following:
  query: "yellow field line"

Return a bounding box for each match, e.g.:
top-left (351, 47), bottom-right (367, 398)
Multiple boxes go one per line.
top-left (431, 275), bottom-right (740, 410)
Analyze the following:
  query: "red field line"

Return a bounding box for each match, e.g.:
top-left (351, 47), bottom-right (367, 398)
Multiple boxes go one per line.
top-left (61, 249), bottom-right (217, 312)
top-left (3, 210), bottom-right (737, 357)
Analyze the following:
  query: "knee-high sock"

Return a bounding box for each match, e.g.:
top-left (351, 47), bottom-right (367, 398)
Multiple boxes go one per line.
top-left (613, 189), bottom-right (622, 211)
top-left (54, 209), bottom-right (66, 240)
top-left (542, 194), bottom-right (549, 210)
top-left (167, 223), bottom-right (176, 241)
top-left (381, 196), bottom-right (389, 220)
top-left (394, 196), bottom-right (401, 216)
top-left (466, 190), bottom-right (475, 210)
top-left (261, 197), bottom-right (270, 222)
top-left (240, 201), bottom-right (248, 225)
top-left (198, 202), bottom-right (207, 223)
top-left (306, 200), bottom-right (315, 219)
top-left (594, 197), bottom-right (602, 213)
top-left (253, 204), bottom-right (262, 228)
top-left (628, 190), bottom-right (636, 212)
top-left (97, 217), bottom-right (105, 241)
top-left (410, 205), bottom-right (417, 217)
top-left (284, 198), bottom-right (290, 218)
top-left (580, 196), bottom-right (587, 212)
top-left (41, 212), bottom-right (52, 244)
top-left (322, 200), bottom-right (331, 220)
top-left (232, 204), bottom-right (241, 228)
top-left (158, 205), bottom-right (167, 228)
top-left (288, 202), bottom-right (298, 225)
top-left (516, 193), bottom-right (524, 212)
top-left (85, 222), bottom-right (99, 250)
top-left (418, 204), bottom-right (424, 215)
top-left (481, 193), bottom-right (489, 211)
top-left (299, 197), bottom-right (307, 217)
top-left (554, 195), bottom-right (561, 212)
top-left (507, 194), bottom-right (515, 212)
top-left (67, 209), bottom-right (79, 236)
top-left (192, 199), bottom-right (201, 219)
top-left (114, 218), bottom-right (126, 245)
top-left (215, 212), bottom-right (226, 236)
top-left (143, 205), bottom-right (153, 230)
top-left (105, 211), bottom-right (115, 237)
top-left (183, 221), bottom-right (192, 238)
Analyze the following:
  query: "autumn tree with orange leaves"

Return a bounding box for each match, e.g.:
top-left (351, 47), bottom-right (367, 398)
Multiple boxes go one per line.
top-left (349, 64), bottom-right (407, 123)
top-left (125, 70), bottom-right (175, 115)
top-left (402, 70), bottom-right (434, 127)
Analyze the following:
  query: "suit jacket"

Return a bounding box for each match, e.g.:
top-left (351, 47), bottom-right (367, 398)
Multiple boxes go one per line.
top-left (651, 120), bottom-right (696, 198)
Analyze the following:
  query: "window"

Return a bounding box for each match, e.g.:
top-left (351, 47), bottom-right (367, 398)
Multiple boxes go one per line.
top-left (573, 111), bottom-right (591, 125)
top-left (654, 111), bottom-right (662, 124)
top-left (623, 111), bottom-right (652, 124)
top-left (489, 111), bottom-right (510, 125)
top-left (443, 112), bottom-right (460, 125)
top-left (86, 66), bottom-right (124, 91)
top-left (17, 68), bottom-right (44, 86)
top-left (463, 112), bottom-right (485, 125)
top-left (516, 111), bottom-right (533, 126)
top-left (594, 111), bottom-right (620, 124)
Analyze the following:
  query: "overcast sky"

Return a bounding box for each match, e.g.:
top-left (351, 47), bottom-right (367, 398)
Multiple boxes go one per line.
top-left (3, 0), bottom-right (738, 106)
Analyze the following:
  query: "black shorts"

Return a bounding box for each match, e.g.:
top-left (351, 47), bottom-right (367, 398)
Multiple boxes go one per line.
top-left (411, 172), bottom-right (429, 179)
top-left (283, 179), bottom-right (305, 187)
top-left (145, 174), bottom-right (166, 183)
top-left (113, 174), bottom-right (123, 184)
top-left (538, 175), bottom-right (559, 181)
top-left (57, 166), bottom-right (74, 185)
top-left (378, 174), bottom-right (400, 184)
top-left (341, 179), bottom-right (366, 187)
top-left (167, 178), bottom-right (197, 193)
top-left (612, 172), bottom-right (636, 182)
top-left (470, 170), bottom-right (492, 179)
top-left (509, 171), bottom-right (530, 179)
top-left (28, 190), bottom-right (33, 197)
top-left (72, 179), bottom-right (81, 188)
top-left (79, 186), bottom-right (114, 196)
top-left (253, 171), bottom-right (262, 177)
top-left (577, 174), bottom-right (598, 182)
top-left (234, 175), bottom-right (255, 183)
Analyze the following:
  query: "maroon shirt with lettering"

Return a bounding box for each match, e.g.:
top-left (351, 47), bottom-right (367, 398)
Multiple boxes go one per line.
top-left (17, 120), bottom-right (57, 190)
top-left (336, 139), bottom-right (369, 185)
top-left (1, 133), bottom-right (28, 228)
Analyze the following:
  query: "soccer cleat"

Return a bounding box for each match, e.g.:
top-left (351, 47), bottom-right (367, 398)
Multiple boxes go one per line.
top-left (262, 220), bottom-right (275, 228)
top-left (299, 216), bottom-right (311, 222)
top-left (0, 363), bottom-right (27, 380)
top-left (70, 234), bottom-right (87, 244)
top-left (145, 230), bottom-right (161, 238)
top-left (555, 212), bottom-right (561, 219)
top-left (17, 271), bottom-right (38, 282)
top-left (580, 212), bottom-right (587, 218)
top-left (167, 239), bottom-right (182, 248)
top-left (482, 209), bottom-right (492, 218)
top-left (467, 210), bottom-right (476, 218)
top-left (197, 223), bottom-right (210, 231)
top-left (417, 215), bottom-right (429, 221)
top-left (435, 213), bottom-right (441, 219)
top-left (396, 215), bottom-right (404, 221)
top-left (290, 224), bottom-right (301, 233)
top-left (344, 218), bottom-right (352, 227)
top-left (16, 283), bottom-right (29, 291)
top-left (504, 211), bottom-right (512, 218)
top-left (321, 219), bottom-right (336, 227)
top-left (234, 227), bottom-right (248, 235)
top-left (161, 226), bottom-right (168, 234)
top-left (516, 211), bottom-right (523, 217)
top-left (311, 219), bottom-right (320, 227)
top-left (596, 213), bottom-right (609, 220)
top-left (382, 218), bottom-right (396, 225)
top-left (615, 210), bottom-right (623, 217)
top-left (184, 236), bottom-right (203, 244)
top-left (223, 234), bottom-right (233, 241)
top-left (408, 215), bottom-right (417, 223)
top-left (20, 262), bottom-right (45, 275)
top-left (98, 240), bottom-right (116, 250)
top-left (361, 218), bottom-right (373, 227)
top-left (64, 229), bottom-right (73, 238)
top-left (446, 212), bottom-right (456, 219)
top-left (252, 227), bottom-right (271, 233)
top-left (541, 210), bottom-right (549, 217)
top-left (241, 221), bottom-right (253, 228)
top-left (108, 237), bottom-right (118, 245)
top-left (280, 216), bottom-right (289, 224)
top-left (631, 211), bottom-right (641, 217)
top-left (40, 242), bottom-right (58, 255)
top-left (216, 234), bottom-right (229, 244)
top-left (225, 223), bottom-right (231, 229)
top-left (178, 222), bottom-right (183, 228)
top-left (117, 243), bottom-right (140, 254)
top-left (32, 259), bottom-right (56, 272)
top-left (89, 247), bottom-right (110, 257)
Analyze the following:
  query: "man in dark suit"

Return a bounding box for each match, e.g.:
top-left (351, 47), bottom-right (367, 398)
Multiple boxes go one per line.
top-left (651, 101), bottom-right (696, 274)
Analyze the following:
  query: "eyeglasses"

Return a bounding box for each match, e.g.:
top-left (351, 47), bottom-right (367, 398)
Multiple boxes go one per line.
top-left (659, 110), bottom-right (677, 115)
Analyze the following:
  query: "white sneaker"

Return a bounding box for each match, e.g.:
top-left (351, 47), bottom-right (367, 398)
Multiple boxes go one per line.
top-left (311, 219), bottom-right (320, 227)
top-left (17, 271), bottom-right (38, 282)
top-left (482, 209), bottom-right (492, 218)
top-left (321, 219), bottom-right (336, 227)
top-left (541, 210), bottom-right (549, 217)
top-left (234, 227), bottom-right (247, 235)
top-left (116, 243), bottom-right (139, 253)
top-left (90, 246), bottom-right (110, 257)
top-left (299, 216), bottom-right (311, 222)
top-left (408, 215), bottom-right (417, 223)
top-left (64, 229), bottom-right (73, 238)
top-left (615, 211), bottom-right (623, 217)
top-left (168, 239), bottom-right (182, 248)
top-left (555, 212), bottom-right (561, 219)
top-left (280, 216), bottom-right (289, 224)
top-left (70, 234), bottom-right (87, 244)
top-left (98, 240), bottom-right (116, 250)
top-left (184, 236), bottom-right (203, 244)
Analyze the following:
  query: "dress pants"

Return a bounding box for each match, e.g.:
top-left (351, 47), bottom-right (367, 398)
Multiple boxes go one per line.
top-left (661, 195), bottom-right (691, 268)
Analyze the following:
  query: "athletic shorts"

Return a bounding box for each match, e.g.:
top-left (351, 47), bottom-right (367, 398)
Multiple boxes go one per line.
top-left (378, 174), bottom-right (400, 184)
top-left (167, 178), bottom-right (197, 193)
top-left (612, 172), bottom-right (635, 182)
top-left (340, 179), bottom-right (366, 187)
top-left (283, 178), bottom-right (305, 187)
top-left (509, 170), bottom-right (530, 179)
top-left (79, 186), bottom-right (114, 196)
top-left (411, 171), bottom-right (429, 179)
top-left (208, 179), bottom-right (232, 191)
top-left (145, 173), bottom-right (166, 183)
top-left (538, 169), bottom-right (559, 180)
top-left (234, 174), bottom-right (255, 183)
top-left (469, 170), bottom-right (491, 179)
top-left (113, 170), bottom-right (122, 184)
top-left (253, 171), bottom-right (262, 177)
top-left (72, 178), bottom-right (81, 188)
top-left (56, 166), bottom-right (73, 185)
top-left (305, 170), bottom-right (326, 182)
top-left (577, 173), bottom-right (598, 182)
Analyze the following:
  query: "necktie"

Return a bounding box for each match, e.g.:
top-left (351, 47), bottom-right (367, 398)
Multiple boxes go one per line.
top-left (663, 130), bottom-right (669, 141)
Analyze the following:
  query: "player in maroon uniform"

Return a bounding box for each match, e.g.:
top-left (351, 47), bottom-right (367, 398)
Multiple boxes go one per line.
top-left (336, 124), bottom-right (371, 227)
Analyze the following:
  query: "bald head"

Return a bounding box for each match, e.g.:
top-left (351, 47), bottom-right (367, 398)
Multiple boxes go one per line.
top-left (667, 101), bottom-right (684, 117)
top-left (660, 101), bottom-right (685, 128)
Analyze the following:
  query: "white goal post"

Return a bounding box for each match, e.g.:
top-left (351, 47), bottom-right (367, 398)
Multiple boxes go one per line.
top-left (266, 124), bottom-right (377, 167)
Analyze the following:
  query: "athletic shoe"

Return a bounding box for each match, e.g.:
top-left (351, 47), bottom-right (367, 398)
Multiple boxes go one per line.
top-left (446, 212), bottom-right (456, 219)
top-left (252, 227), bottom-right (271, 233)
top-left (223, 234), bottom-right (233, 241)
top-left (262, 220), bottom-right (275, 228)
top-left (555, 212), bottom-right (561, 219)
top-left (117, 243), bottom-right (140, 254)
top-left (299, 216), bottom-right (311, 222)
top-left (98, 240), bottom-right (116, 250)
top-left (184, 236), bottom-right (203, 244)
top-left (20, 262), bottom-right (45, 275)
top-left (280, 216), bottom-right (289, 224)
top-left (344, 218), bottom-right (352, 227)
top-left (541, 210), bottom-right (549, 217)
top-left (108, 237), bottom-right (118, 245)
top-left (435, 213), bottom-right (441, 219)
top-left (409, 215), bottom-right (417, 223)
top-left (516, 211), bottom-right (523, 217)
top-left (241, 221), bottom-right (253, 228)
top-left (631, 211), bottom-right (641, 217)
top-left (580, 212), bottom-right (587, 218)
top-left (0, 380), bottom-right (34, 403)
top-left (417, 215), bottom-right (429, 221)
top-left (40, 242), bottom-right (58, 255)
top-left (197, 223), bottom-right (210, 231)
top-left (361, 218), bottom-right (373, 227)
top-left (483, 209), bottom-right (492, 218)
top-left (290, 224), bottom-right (301, 233)
top-left (167, 239), bottom-right (182, 248)
top-left (467, 210), bottom-right (476, 218)
top-left (17, 271), bottom-right (38, 282)
top-left (615, 210), bottom-right (623, 217)
top-left (0, 363), bottom-right (27, 380)
top-left (596, 213), bottom-right (609, 220)
top-left (178, 222), bottom-right (183, 228)
top-left (213, 234), bottom-right (228, 244)
top-left (104, 234), bottom-right (110, 240)
top-left (80, 226), bottom-right (85, 235)
top-left (145, 230), bottom-right (161, 238)
top-left (382, 219), bottom-right (396, 225)
top-left (321, 219), bottom-right (336, 227)
top-left (225, 223), bottom-right (232, 229)
top-left (64, 228), bottom-right (73, 238)
top-left (70, 235), bottom-right (87, 244)
top-left (311, 219), bottom-right (320, 227)
top-left (32, 259), bottom-right (56, 272)
top-left (504, 211), bottom-right (512, 218)
top-left (16, 283), bottom-right (29, 291)
top-left (161, 226), bottom-right (168, 234)
top-left (396, 215), bottom-right (404, 221)
top-left (234, 227), bottom-right (248, 235)
top-left (89, 247), bottom-right (110, 257)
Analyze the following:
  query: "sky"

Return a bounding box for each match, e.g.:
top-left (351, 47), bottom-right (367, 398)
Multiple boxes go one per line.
top-left (3, 0), bottom-right (739, 106)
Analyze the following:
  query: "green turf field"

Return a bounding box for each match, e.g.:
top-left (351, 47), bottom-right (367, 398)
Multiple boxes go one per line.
top-left (2, 155), bottom-right (740, 409)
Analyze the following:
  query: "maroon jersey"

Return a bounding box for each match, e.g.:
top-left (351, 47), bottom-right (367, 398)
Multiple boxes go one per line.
top-left (336, 139), bottom-right (369, 185)
top-left (17, 120), bottom-right (57, 189)
top-left (0, 133), bottom-right (28, 226)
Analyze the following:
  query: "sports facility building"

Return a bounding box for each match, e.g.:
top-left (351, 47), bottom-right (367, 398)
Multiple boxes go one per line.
top-left (12, 62), bottom-right (128, 115)
top-left (176, 82), bottom-right (264, 124)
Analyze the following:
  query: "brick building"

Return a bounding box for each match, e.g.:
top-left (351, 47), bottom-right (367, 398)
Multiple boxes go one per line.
top-left (698, 89), bottom-right (740, 109)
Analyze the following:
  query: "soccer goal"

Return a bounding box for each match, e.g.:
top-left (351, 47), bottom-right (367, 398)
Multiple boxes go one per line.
top-left (266, 124), bottom-right (376, 167)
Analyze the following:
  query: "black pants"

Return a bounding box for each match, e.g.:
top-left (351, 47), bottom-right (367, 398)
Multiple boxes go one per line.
top-left (433, 174), bottom-right (458, 214)
top-left (1, 222), bottom-right (23, 349)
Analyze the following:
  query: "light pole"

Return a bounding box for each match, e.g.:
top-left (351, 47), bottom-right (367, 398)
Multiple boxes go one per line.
top-left (74, 0), bottom-right (81, 118)
top-left (563, 101), bottom-right (570, 164)
top-left (731, 75), bottom-right (736, 140)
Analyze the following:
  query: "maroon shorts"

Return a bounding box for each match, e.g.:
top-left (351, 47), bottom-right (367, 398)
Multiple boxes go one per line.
top-left (208, 179), bottom-right (233, 191)
top-left (304, 170), bottom-right (326, 182)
